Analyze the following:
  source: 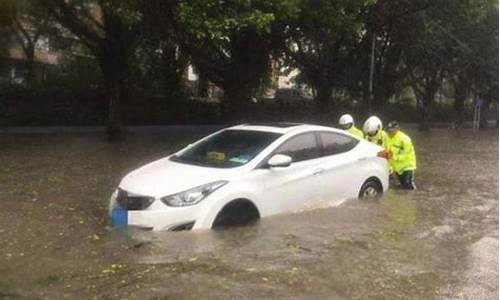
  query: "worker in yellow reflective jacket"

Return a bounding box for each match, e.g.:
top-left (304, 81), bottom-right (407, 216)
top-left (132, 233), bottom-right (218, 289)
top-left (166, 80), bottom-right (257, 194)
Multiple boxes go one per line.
top-left (386, 120), bottom-right (417, 190)
top-left (338, 114), bottom-right (364, 138)
top-left (363, 116), bottom-right (389, 149)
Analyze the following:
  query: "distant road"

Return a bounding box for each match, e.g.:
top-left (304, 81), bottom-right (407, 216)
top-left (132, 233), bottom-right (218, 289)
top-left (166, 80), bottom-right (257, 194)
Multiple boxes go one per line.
top-left (0, 121), bottom-right (496, 134)
top-left (0, 125), bottom-right (223, 134)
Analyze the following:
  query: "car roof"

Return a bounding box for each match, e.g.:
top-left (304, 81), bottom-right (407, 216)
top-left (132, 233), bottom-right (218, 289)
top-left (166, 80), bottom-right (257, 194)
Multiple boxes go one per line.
top-left (228, 122), bottom-right (344, 135)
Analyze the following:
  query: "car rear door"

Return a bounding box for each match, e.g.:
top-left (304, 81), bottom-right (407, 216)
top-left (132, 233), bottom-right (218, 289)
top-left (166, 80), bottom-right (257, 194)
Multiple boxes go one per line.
top-left (256, 132), bottom-right (325, 216)
top-left (314, 131), bottom-right (363, 205)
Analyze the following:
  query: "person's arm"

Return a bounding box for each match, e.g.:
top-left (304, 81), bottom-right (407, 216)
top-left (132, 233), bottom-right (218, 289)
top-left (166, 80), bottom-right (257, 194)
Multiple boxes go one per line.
top-left (392, 137), bottom-right (414, 162)
top-left (383, 133), bottom-right (390, 150)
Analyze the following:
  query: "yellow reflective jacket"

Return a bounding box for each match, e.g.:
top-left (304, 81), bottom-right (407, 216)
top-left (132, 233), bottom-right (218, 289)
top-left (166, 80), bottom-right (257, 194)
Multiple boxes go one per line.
top-left (365, 130), bottom-right (389, 150)
top-left (388, 131), bottom-right (417, 174)
top-left (347, 126), bottom-right (364, 138)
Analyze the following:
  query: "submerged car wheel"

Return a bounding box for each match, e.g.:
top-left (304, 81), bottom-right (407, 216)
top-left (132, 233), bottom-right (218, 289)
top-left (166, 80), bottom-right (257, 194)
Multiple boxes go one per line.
top-left (358, 178), bottom-right (382, 199)
top-left (212, 199), bottom-right (260, 230)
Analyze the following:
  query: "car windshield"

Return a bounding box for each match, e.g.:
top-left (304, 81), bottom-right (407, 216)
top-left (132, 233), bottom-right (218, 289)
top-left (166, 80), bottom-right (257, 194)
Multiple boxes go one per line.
top-left (170, 130), bottom-right (282, 168)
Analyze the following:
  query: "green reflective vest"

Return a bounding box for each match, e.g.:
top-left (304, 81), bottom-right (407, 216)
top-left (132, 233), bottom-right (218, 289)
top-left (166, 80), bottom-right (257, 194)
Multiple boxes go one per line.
top-left (347, 126), bottom-right (364, 138)
top-left (388, 131), bottom-right (417, 175)
top-left (365, 130), bottom-right (389, 150)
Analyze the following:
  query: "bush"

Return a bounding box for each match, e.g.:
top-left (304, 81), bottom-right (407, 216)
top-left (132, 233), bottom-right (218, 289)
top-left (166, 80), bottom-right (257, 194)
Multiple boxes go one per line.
top-left (0, 83), bottom-right (105, 126)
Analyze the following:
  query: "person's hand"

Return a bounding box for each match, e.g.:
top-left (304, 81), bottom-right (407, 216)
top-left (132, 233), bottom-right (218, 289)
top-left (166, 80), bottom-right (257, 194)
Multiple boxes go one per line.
top-left (377, 150), bottom-right (393, 160)
top-left (377, 150), bottom-right (390, 159)
top-left (387, 150), bottom-right (393, 160)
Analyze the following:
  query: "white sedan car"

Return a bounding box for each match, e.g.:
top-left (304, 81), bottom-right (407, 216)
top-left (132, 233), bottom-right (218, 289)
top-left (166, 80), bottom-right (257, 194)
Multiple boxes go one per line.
top-left (109, 123), bottom-right (389, 231)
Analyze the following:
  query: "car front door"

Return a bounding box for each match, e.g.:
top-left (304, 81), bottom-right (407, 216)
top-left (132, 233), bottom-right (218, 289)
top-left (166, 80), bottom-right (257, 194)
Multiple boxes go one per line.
top-left (256, 132), bottom-right (325, 216)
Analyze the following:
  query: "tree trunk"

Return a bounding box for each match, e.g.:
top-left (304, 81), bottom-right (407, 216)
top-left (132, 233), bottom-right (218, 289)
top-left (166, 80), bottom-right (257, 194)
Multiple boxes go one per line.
top-left (25, 47), bottom-right (36, 88)
top-left (98, 48), bottom-right (129, 140)
top-left (197, 71), bottom-right (209, 97)
top-left (453, 76), bottom-right (468, 128)
top-left (418, 85), bottom-right (438, 131)
top-left (105, 77), bottom-right (124, 139)
top-left (419, 99), bottom-right (431, 131)
top-left (479, 97), bottom-right (491, 130)
top-left (314, 84), bottom-right (333, 121)
top-left (412, 74), bottom-right (441, 131)
top-left (223, 85), bottom-right (252, 122)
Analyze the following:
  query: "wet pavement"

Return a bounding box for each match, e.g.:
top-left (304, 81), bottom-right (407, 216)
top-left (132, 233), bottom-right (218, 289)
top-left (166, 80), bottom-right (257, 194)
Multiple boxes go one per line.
top-left (0, 127), bottom-right (497, 299)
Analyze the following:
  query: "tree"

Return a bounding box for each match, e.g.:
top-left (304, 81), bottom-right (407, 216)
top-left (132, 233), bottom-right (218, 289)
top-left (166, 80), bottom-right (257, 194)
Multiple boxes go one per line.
top-left (398, 1), bottom-right (454, 130)
top-left (170, 0), bottom-right (298, 119)
top-left (474, 2), bottom-right (499, 129)
top-left (37, 0), bottom-right (147, 139)
top-left (398, 0), bottom-right (498, 130)
top-left (7, 1), bottom-right (57, 87)
top-left (0, 0), bottom-right (19, 79)
top-left (455, 0), bottom-right (498, 129)
top-left (341, 0), bottom-right (410, 113)
top-left (131, 29), bottom-right (189, 99)
top-left (432, 0), bottom-right (498, 128)
top-left (279, 0), bottom-right (376, 117)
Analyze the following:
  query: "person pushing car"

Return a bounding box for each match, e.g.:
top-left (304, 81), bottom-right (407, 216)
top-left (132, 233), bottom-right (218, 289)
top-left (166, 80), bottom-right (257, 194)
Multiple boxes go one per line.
top-left (384, 120), bottom-right (417, 190)
top-left (362, 116), bottom-right (389, 149)
top-left (338, 114), bottom-right (364, 138)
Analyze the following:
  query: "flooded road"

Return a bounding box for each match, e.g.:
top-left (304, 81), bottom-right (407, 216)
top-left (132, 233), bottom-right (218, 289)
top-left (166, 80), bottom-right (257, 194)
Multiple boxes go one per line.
top-left (0, 128), bottom-right (497, 299)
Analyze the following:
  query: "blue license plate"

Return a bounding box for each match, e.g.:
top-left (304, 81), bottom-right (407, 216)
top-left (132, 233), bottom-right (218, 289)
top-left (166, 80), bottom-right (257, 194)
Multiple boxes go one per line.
top-left (112, 209), bottom-right (128, 227)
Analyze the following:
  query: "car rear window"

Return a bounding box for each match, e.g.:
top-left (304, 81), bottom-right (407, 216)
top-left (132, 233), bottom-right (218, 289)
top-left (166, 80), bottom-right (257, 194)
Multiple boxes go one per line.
top-left (319, 132), bottom-right (359, 156)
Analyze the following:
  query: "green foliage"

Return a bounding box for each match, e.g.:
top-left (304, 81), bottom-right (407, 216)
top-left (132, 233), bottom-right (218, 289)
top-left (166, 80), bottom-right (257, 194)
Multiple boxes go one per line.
top-left (178, 0), bottom-right (275, 40)
top-left (176, 0), bottom-right (300, 114)
top-left (100, 0), bottom-right (143, 24)
top-left (50, 54), bottom-right (101, 90)
top-left (0, 0), bottom-right (15, 27)
top-left (395, 0), bottom-right (497, 127)
top-left (1, 0), bottom-right (497, 126)
top-left (281, 0), bottom-right (376, 108)
top-left (456, 0), bottom-right (498, 96)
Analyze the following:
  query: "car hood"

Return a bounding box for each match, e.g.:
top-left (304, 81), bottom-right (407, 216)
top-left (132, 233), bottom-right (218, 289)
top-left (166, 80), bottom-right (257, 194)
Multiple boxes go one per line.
top-left (119, 157), bottom-right (235, 198)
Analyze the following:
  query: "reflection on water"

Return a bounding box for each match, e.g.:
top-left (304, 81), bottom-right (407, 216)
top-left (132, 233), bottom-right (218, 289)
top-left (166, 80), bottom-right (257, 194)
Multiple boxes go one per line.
top-left (0, 128), bottom-right (497, 299)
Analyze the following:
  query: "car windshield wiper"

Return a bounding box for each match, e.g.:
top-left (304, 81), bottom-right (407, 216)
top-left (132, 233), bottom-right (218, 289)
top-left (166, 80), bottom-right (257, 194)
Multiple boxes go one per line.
top-left (171, 154), bottom-right (245, 168)
top-left (170, 155), bottom-right (205, 166)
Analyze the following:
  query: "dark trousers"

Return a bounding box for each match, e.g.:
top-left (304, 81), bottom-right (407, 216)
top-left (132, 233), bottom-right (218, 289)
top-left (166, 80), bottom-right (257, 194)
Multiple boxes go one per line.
top-left (397, 170), bottom-right (416, 190)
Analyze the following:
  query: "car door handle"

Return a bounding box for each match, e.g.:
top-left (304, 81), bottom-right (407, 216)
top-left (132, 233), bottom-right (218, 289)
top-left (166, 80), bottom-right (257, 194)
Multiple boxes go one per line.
top-left (313, 168), bottom-right (325, 175)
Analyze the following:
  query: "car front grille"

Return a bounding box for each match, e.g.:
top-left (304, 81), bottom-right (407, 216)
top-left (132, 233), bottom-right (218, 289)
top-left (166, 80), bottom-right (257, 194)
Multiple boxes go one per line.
top-left (116, 189), bottom-right (155, 210)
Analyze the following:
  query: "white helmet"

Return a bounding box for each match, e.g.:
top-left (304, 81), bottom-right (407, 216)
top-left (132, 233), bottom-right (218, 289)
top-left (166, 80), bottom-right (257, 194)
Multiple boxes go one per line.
top-left (363, 116), bottom-right (383, 136)
top-left (339, 114), bottom-right (354, 126)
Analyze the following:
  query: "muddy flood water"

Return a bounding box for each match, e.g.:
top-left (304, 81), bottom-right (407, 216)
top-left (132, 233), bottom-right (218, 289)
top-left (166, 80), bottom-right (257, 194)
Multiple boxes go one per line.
top-left (0, 127), bottom-right (498, 299)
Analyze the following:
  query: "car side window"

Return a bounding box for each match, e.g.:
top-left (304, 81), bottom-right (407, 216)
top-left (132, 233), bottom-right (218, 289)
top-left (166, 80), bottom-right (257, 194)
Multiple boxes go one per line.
top-left (273, 133), bottom-right (321, 162)
top-left (319, 132), bottom-right (359, 156)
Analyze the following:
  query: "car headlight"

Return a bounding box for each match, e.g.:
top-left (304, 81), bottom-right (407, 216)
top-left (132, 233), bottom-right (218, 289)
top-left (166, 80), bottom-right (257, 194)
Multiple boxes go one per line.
top-left (160, 180), bottom-right (228, 207)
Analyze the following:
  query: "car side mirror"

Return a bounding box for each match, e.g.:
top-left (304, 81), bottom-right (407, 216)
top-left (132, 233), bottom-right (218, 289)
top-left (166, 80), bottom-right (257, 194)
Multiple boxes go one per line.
top-left (267, 154), bottom-right (292, 168)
